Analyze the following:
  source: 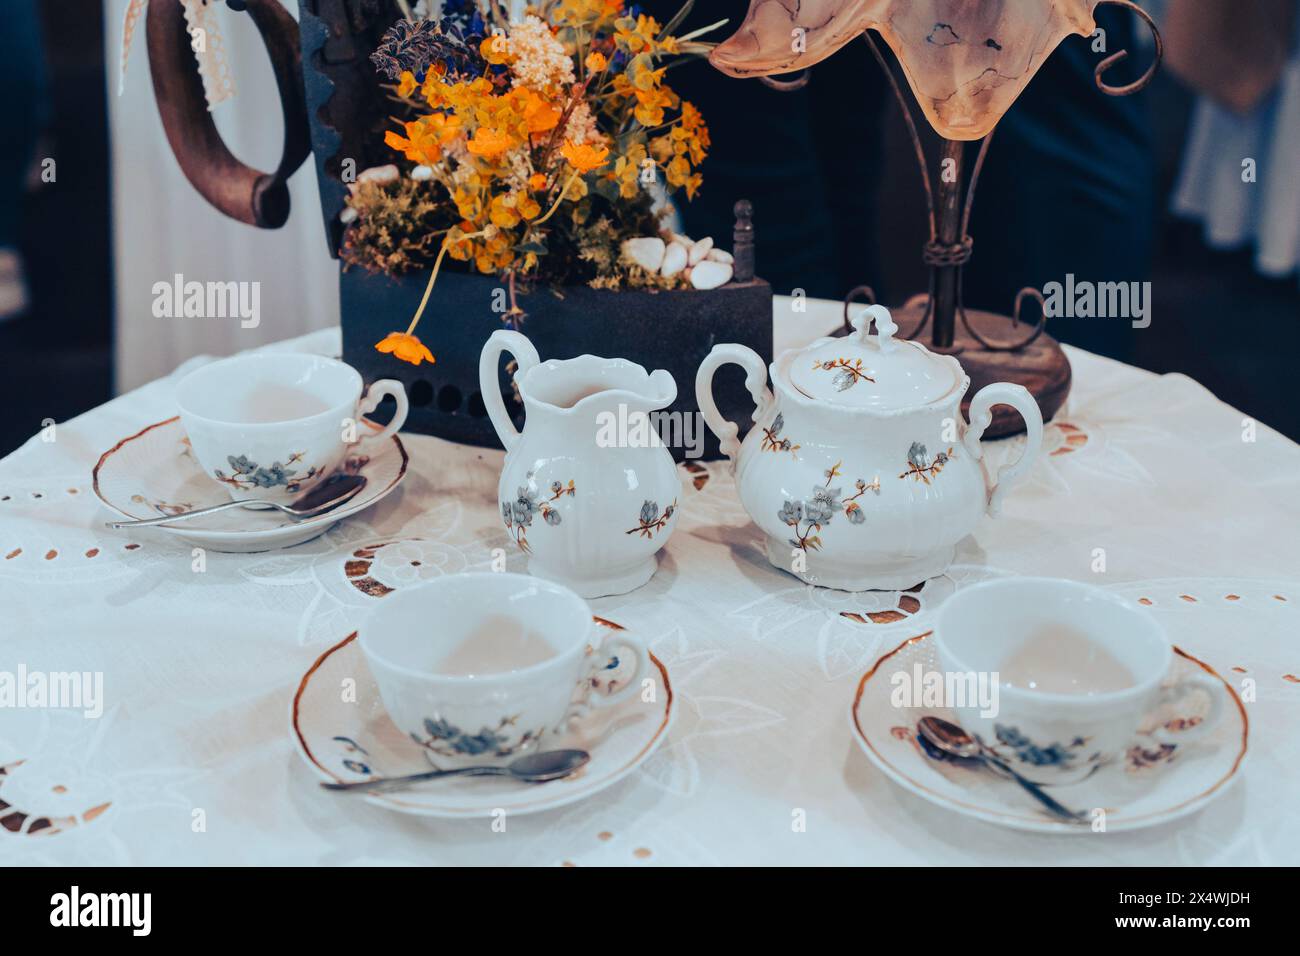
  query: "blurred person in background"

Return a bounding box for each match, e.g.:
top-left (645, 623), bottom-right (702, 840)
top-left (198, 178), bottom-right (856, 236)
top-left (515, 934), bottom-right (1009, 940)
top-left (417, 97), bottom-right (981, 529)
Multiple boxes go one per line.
top-left (1164, 0), bottom-right (1300, 286)
top-left (651, 0), bottom-right (1155, 362)
top-left (0, 0), bottom-right (49, 321)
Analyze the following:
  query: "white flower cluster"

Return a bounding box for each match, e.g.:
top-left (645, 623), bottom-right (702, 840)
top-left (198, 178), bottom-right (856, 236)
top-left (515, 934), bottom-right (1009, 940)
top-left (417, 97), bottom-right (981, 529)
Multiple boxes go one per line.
top-left (506, 16), bottom-right (574, 91)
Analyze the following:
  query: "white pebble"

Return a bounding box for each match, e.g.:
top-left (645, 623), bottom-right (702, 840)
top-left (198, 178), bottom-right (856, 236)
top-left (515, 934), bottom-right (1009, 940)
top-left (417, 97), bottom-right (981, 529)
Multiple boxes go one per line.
top-left (707, 248), bottom-right (734, 264)
top-left (339, 206), bottom-right (358, 224)
top-left (690, 259), bottom-right (732, 290)
top-left (661, 242), bottom-right (689, 277)
top-left (688, 236), bottom-right (714, 266)
top-left (622, 237), bottom-right (666, 273)
top-left (410, 165), bottom-right (433, 181)
top-left (357, 164), bottom-right (400, 185)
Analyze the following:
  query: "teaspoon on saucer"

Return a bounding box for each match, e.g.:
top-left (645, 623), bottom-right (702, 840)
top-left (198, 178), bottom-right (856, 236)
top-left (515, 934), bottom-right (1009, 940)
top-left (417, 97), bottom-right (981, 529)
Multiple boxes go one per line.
top-left (105, 473), bottom-right (367, 529)
top-left (321, 749), bottom-right (591, 794)
top-left (916, 716), bottom-right (1087, 824)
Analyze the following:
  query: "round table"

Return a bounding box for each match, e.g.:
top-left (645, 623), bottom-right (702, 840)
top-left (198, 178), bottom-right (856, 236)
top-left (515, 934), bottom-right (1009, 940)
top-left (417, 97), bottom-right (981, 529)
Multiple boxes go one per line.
top-left (1, 298), bottom-right (1296, 865)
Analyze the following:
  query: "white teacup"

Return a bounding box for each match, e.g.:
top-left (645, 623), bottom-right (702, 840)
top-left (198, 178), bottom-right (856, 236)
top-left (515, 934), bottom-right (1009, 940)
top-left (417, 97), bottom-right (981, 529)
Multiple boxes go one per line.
top-left (935, 577), bottom-right (1226, 786)
top-left (359, 573), bottom-right (649, 767)
top-left (175, 353), bottom-right (407, 502)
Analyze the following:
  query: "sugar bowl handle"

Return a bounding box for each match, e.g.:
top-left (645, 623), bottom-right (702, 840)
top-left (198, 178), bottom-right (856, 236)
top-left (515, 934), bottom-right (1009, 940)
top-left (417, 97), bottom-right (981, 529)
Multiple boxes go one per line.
top-left (695, 344), bottom-right (773, 471)
top-left (962, 383), bottom-right (1044, 515)
top-left (850, 303), bottom-right (899, 354)
top-left (479, 330), bottom-right (540, 454)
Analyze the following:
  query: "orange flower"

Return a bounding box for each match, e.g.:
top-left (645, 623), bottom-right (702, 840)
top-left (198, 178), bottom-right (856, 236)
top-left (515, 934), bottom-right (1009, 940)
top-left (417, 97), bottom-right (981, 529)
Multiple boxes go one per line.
top-left (384, 128), bottom-right (412, 153)
top-left (384, 112), bottom-right (463, 166)
top-left (517, 89), bottom-right (561, 134)
top-left (585, 51), bottom-right (608, 73)
top-left (466, 127), bottom-right (516, 160)
top-left (384, 127), bottom-right (439, 166)
top-left (560, 139), bottom-right (610, 174)
top-left (528, 172), bottom-right (548, 191)
top-left (397, 70), bottom-right (418, 97)
top-left (375, 332), bottom-right (435, 366)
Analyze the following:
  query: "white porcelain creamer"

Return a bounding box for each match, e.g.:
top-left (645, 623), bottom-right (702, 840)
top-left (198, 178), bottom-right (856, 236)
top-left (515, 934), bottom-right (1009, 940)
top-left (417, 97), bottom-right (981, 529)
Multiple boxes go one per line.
top-left (480, 330), bottom-right (682, 598)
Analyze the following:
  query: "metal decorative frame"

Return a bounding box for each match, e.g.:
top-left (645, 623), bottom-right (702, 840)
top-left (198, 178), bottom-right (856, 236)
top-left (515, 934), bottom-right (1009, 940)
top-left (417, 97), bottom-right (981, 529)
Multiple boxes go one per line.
top-left (839, 0), bottom-right (1162, 353)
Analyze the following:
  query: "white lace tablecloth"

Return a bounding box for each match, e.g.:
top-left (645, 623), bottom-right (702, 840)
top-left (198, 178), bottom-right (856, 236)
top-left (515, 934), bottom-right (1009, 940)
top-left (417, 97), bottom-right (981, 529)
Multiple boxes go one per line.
top-left (3, 300), bottom-right (1298, 865)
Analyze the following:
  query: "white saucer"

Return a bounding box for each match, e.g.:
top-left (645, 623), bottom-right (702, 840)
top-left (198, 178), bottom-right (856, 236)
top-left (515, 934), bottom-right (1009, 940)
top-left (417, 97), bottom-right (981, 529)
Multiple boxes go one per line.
top-left (849, 633), bottom-right (1248, 834)
top-left (290, 618), bottom-right (675, 818)
top-left (92, 416), bottom-right (408, 553)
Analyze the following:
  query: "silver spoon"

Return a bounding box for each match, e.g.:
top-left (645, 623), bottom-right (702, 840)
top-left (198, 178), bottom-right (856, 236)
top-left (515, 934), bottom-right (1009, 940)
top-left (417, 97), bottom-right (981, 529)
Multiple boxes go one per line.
top-left (916, 716), bottom-right (1087, 824)
top-left (106, 474), bottom-right (367, 529)
top-left (320, 749), bottom-right (590, 794)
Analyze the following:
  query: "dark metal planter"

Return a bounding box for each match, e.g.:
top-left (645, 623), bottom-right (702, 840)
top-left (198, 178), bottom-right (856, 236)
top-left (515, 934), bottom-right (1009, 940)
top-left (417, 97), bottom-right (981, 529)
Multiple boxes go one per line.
top-left (342, 269), bottom-right (772, 460)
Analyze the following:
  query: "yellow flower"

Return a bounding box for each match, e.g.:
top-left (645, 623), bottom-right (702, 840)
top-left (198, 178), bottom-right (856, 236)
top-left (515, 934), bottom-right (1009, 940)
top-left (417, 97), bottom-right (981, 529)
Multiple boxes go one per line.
top-left (585, 51), bottom-right (608, 72)
top-left (490, 194), bottom-right (522, 229)
top-left (614, 14), bottom-right (661, 55)
top-left (517, 193), bottom-right (542, 220)
top-left (632, 81), bottom-right (675, 127)
top-left (466, 127), bottom-right (516, 160)
top-left (562, 175), bottom-right (589, 201)
top-left (610, 144), bottom-right (648, 199)
top-left (375, 332), bottom-right (435, 366)
top-left (480, 34), bottom-right (513, 65)
top-left (560, 139), bottom-right (610, 173)
top-left (421, 79), bottom-right (443, 109)
top-left (665, 155), bottom-right (691, 189)
top-left (681, 101), bottom-right (705, 132)
top-left (397, 70), bottom-right (417, 98)
top-left (452, 183), bottom-right (484, 220)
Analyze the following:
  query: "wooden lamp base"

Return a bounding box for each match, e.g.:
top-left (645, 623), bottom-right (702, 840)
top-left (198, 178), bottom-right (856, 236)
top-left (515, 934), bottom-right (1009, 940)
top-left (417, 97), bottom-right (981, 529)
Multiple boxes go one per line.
top-left (889, 302), bottom-right (1072, 439)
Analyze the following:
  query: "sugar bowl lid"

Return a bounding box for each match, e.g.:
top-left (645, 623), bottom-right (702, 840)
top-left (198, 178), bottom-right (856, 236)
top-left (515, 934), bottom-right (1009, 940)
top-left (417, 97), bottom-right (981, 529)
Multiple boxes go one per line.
top-left (787, 305), bottom-right (959, 410)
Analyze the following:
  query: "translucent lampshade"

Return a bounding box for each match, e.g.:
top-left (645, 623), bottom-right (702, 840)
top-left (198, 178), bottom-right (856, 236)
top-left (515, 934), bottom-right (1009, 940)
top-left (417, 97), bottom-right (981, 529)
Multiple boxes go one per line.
top-left (710, 0), bottom-right (1101, 140)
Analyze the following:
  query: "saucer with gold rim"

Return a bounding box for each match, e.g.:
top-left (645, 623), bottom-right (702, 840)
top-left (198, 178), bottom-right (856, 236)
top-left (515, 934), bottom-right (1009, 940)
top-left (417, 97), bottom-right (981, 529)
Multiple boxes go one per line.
top-left (849, 632), bottom-right (1248, 834)
top-left (92, 416), bottom-right (408, 553)
top-left (290, 618), bottom-right (675, 818)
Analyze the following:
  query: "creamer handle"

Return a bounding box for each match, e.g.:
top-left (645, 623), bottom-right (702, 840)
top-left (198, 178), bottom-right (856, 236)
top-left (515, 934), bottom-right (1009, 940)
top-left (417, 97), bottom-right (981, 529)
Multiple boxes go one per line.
top-left (962, 383), bottom-right (1044, 515)
top-left (479, 329), bottom-right (540, 454)
top-left (695, 344), bottom-right (772, 471)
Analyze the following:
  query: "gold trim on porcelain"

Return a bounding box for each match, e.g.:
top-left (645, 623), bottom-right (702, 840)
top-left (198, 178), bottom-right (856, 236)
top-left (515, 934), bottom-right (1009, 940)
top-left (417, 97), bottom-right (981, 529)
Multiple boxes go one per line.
top-left (850, 634), bottom-right (1249, 827)
top-left (91, 416), bottom-right (409, 529)
top-left (292, 618), bottom-right (674, 813)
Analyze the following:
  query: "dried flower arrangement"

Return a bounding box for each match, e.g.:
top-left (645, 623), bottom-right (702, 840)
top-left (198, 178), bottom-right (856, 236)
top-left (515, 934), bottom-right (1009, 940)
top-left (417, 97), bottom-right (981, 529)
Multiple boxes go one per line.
top-left (343, 0), bottom-right (724, 366)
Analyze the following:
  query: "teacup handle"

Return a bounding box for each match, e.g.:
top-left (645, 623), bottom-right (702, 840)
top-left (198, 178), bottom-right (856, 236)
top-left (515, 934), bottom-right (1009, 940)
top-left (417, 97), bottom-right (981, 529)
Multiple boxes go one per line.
top-left (352, 379), bottom-right (409, 446)
top-left (479, 329), bottom-right (540, 454)
top-left (555, 632), bottom-right (649, 731)
top-left (695, 343), bottom-right (774, 472)
top-left (961, 383), bottom-right (1044, 516)
top-left (1143, 673), bottom-right (1227, 746)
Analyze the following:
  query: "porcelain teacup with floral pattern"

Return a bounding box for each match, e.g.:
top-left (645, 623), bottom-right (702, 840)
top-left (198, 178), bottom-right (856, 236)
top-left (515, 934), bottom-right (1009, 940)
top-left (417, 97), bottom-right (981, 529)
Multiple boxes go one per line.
top-left (359, 573), bottom-right (649, 768)
top-left (175, 352), bottom-right (407, 503)
top-left (934, 577), bottom-right (1228, 786)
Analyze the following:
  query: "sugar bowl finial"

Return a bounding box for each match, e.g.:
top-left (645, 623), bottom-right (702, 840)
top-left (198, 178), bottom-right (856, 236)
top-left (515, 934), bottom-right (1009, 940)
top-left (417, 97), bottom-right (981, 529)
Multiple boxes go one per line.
top-left (733, 199), bottom-right (755, 282)
top-left (850, 303), bottom-right (898, 353)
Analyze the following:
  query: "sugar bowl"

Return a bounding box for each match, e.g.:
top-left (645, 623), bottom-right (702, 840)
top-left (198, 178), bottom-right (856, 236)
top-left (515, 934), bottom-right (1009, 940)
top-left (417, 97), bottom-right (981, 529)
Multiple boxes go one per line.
top-left (696, 305), bottom-right (1043, 591)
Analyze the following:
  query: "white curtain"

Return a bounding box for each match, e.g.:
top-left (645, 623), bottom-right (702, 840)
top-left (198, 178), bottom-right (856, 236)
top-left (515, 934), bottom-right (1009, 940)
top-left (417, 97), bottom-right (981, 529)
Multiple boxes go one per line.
top-left (106, 0), bottom-right (339, 392)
